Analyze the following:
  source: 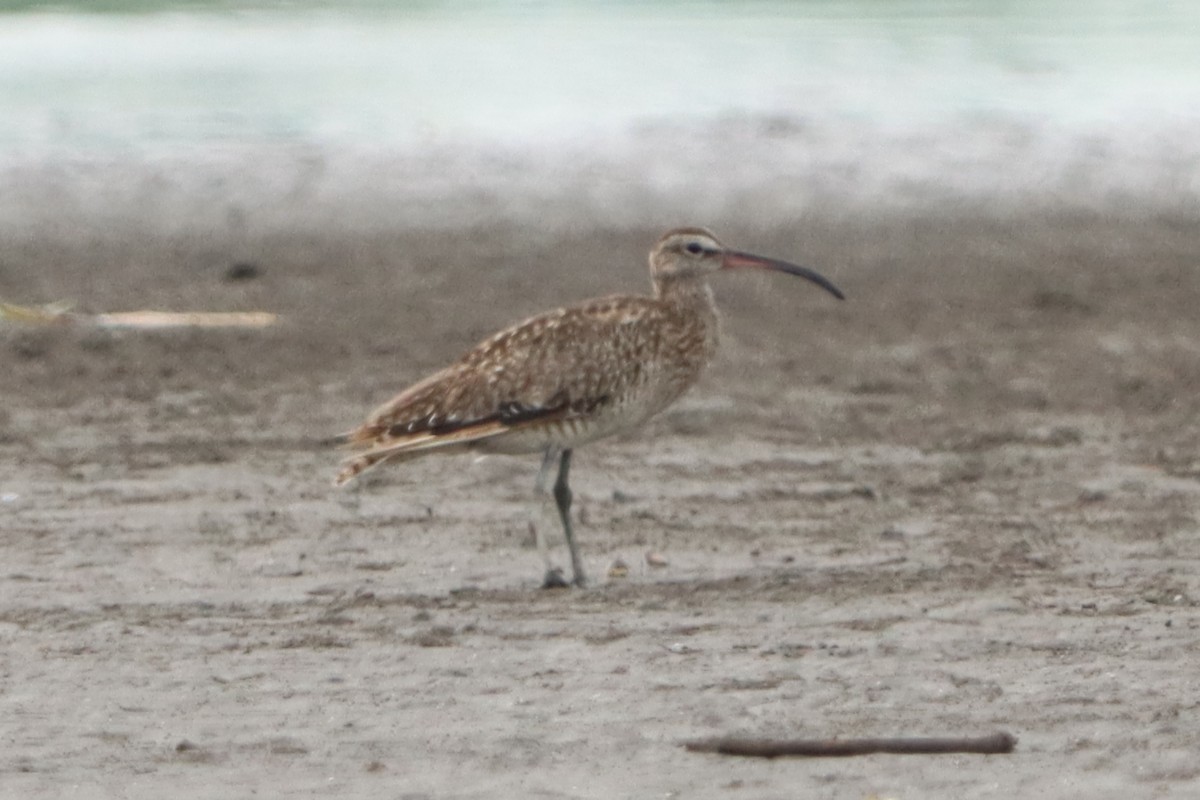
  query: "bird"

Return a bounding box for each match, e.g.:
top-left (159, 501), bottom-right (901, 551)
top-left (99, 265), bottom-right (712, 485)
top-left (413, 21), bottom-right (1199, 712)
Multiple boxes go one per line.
top-left (333, 227), bottom-right (844, 588)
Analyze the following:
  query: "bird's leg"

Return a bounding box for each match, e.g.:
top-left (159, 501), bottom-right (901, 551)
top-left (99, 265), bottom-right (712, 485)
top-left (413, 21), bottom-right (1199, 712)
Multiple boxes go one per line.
top-left (553, 449), bottom-right (587, 588)
top-left (534, 446), bottom-right (569, 589)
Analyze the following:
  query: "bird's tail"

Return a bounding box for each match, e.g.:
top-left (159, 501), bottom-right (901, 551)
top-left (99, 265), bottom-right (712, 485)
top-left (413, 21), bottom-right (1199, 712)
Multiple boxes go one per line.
top-left (333, 451), bottom-right (394, 486)
top-left (331, 418), bottom-right (512, 487)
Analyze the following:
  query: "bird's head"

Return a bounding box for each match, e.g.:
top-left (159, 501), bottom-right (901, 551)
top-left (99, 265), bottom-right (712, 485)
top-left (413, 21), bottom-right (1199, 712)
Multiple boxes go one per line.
top-left (649, 227), bottom-right (845, 300)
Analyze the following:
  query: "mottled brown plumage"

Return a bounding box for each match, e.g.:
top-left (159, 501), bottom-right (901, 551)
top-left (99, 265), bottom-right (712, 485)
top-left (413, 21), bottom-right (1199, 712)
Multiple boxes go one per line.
top-left (335, 227), bottom-right (844, 587)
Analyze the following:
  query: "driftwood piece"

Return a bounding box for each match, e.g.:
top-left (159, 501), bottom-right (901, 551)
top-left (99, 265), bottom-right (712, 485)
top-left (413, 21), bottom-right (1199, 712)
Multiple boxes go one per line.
top-left (1, 300), bottom-right (278, 330)
top-left (685, 731), bottom-right (1017, 758)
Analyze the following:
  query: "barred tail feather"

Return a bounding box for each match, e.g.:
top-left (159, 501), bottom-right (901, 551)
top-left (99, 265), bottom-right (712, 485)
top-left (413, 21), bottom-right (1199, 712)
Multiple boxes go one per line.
top-left (331, 419), bottom-right (514, 487)
top-left (333, 452), bottom-right (391, 486)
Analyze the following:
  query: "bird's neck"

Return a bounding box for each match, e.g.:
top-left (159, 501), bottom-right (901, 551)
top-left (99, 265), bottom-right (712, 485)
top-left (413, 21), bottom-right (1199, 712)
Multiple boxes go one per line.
top-left (654, 272), bottom-right (717, 308)
top-left (652, 273), bottom-right (721, 353)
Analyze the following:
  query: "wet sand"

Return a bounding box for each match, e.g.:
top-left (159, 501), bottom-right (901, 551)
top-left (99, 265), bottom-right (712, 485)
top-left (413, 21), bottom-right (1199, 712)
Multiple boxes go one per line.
top-left (2, 204), bottom-right (1199, 797)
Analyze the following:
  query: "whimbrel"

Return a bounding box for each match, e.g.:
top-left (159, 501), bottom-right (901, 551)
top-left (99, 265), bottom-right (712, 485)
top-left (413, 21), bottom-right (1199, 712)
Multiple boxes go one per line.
top-left (334, 228), bottom-right (844, 587)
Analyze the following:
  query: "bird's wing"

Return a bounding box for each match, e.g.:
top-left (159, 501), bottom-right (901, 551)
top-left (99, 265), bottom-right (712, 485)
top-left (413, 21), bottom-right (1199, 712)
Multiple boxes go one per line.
top-left (334, 295), bottom-right (664, 485)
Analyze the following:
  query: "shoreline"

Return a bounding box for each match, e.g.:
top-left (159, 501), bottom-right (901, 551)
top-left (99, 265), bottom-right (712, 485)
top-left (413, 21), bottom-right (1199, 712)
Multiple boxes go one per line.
top-left (2, 116), bottom-right (1198, 241)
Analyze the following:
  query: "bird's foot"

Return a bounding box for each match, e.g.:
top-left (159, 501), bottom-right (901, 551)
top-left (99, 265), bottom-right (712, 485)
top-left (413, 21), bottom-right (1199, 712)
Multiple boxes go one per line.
top-left (541, 567), bottom-right (571, 590)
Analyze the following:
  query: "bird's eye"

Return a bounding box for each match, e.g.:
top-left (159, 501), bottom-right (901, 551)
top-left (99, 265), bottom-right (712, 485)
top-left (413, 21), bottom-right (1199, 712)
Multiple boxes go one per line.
top-left (685, 242), bottom-right (704, 255)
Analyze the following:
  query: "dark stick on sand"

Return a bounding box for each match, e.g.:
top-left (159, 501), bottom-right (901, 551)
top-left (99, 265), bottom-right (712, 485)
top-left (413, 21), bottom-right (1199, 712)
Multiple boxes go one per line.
top-left (685, 731), bottom-right (1017, 758)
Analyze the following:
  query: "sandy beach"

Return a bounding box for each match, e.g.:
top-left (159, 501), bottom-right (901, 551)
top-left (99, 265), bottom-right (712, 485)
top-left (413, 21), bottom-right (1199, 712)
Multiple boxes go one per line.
top-left (2, 196), bottom-right (1199, 797)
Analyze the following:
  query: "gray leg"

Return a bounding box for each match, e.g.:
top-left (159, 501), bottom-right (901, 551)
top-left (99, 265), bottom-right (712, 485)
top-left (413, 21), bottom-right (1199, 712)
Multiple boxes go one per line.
top-left (535, 447), bottom-right (568, 589)
top-left (534, 446), bottom-right (560, 494)
top-left (553, 449), bottom-right (587, 588)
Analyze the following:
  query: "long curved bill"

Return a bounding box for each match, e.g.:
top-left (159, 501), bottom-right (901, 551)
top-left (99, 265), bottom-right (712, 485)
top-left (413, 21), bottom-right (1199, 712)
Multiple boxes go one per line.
top-left (722, 250), bottom-right (845, 300)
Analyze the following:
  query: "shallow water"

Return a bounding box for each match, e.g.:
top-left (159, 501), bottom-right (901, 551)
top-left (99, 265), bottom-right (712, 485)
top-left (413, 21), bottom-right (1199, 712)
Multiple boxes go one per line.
top-left (1, 1), bottom-right (1197, 229)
